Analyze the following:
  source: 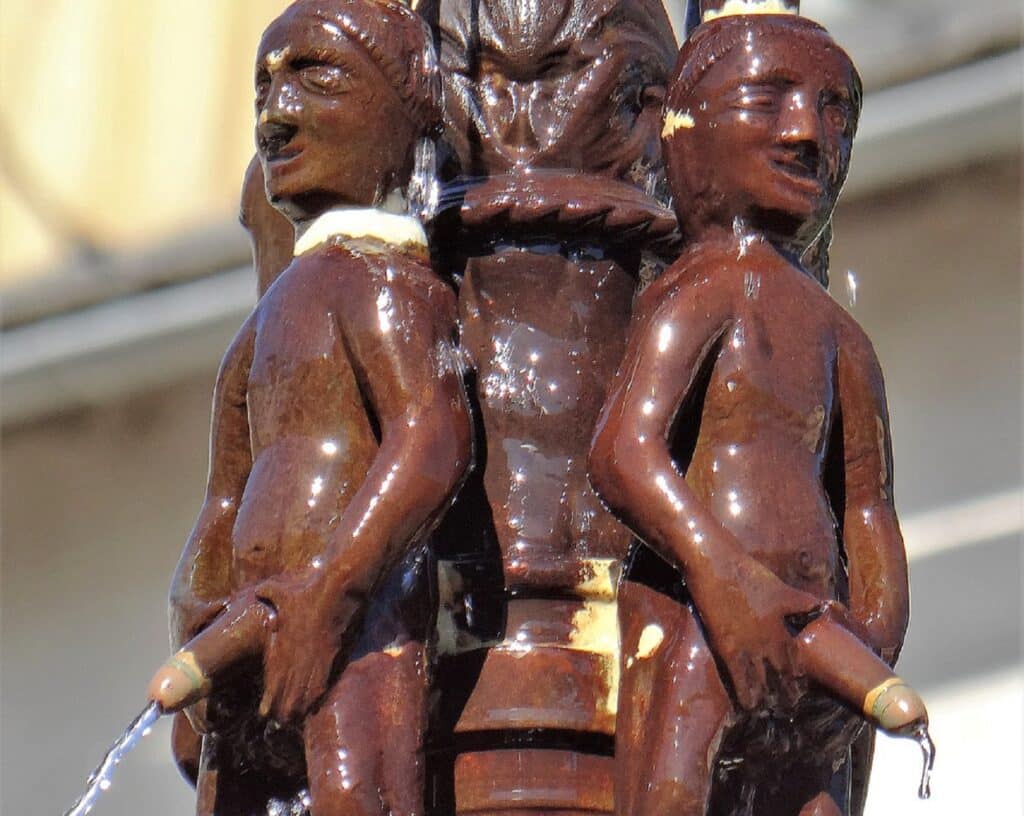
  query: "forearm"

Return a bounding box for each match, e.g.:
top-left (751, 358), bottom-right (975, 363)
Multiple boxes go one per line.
top-left (844, 503), bottom-right (909, 661)
top-left (169, 499), bottom-right (236, 648)
top-left (320, 410), bottom-right (470, 600)
top-left (590, 430), bottom-right (757, 595)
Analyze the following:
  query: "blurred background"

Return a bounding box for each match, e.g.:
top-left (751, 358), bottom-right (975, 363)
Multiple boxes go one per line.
top-left (1, 0), bottom-right (1020, 813)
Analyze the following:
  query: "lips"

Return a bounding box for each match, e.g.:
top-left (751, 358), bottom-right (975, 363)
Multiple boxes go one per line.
top-left (258, 123), bottom-right (302, 164)
top-left (770, 159), bottom-right (823, 195)
top-left (261, 140), bottom-right (302, 165)
top-left (770, 147), bottom-right (822, 191)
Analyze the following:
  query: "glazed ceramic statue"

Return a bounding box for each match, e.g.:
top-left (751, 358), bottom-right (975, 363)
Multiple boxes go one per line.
top-left (420, 0), bottom-right (679, 809)
top-left (153, 2), bottom-right (471, 813)
top-left (589, 6), bottom-right (924, 815)
top-left (122, 2), bottom-right (931, 815)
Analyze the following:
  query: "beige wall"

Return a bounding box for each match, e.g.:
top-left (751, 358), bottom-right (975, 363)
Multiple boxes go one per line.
top-left (2, 158), bottom-right (1021, 814)
top-left (0, 0), bottom-right (291, 281)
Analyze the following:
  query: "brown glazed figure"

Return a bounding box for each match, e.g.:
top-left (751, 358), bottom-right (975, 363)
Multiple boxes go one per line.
top-left (590, 5), bottom-right (924, 815)
top-left (423, 0), bottom-right (678, 809)
top-left (164, 152), bottom-right (301, 795)
top-left (241, 154), bottom-right (295, 298)
top-left (151, 1), bottom-right (472, 813)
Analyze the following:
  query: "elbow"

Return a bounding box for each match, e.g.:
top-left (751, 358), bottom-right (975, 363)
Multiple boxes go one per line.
top-left (396, 402), bottom-right (473, 499)
top-left (588, 427), bottom-right (646, 517)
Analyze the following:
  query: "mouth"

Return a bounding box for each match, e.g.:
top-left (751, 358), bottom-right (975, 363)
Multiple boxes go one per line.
top-left (771, 162), bottom-right (823, 197)
top-left (259, 125), bottom-right (301, 164)
top-left (770, 146), bottom-right (822, 190)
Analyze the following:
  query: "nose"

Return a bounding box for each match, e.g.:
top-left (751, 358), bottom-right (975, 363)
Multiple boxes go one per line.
top-left (777, 89), bottom-right (823, 172)
top-left (258, 75), bottom-right (301, 130)
top-left (499, 83), bottom-right (538, 152)
top-left (778, 89), bottom-right (822, 147)
top-left (257, 77), bottom-right (301, 156)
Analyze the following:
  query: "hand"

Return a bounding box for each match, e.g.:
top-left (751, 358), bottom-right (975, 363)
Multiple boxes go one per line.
top-left (254, 571), bottom-right (362, 723)
top-left (691, 554), bottom-right (820, 712)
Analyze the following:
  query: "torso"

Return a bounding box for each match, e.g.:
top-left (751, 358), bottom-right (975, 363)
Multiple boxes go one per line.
top-left (457, 247), bottom-right (638, 591)
top-left (230, 241), bottom-right (447, 586)
top-left (657, 243), bottom-right (846, 599)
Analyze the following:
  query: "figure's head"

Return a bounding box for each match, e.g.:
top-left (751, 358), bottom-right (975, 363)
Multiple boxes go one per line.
top-left (256, 0), bottom-right (440, 223)
top-left (662, 15), bottom-right (860, 250)
top-left (439, 0), bottom-right (676, 180)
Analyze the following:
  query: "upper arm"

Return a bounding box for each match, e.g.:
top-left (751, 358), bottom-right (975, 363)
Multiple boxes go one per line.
top-left (597, 268), bottom-right (734, 455)
top-left (338, 273), bottom-right (469, 449)
top-left (205, 316), bottom-right (256, 499)
top-left (836, 323), bottom-right (895, 508)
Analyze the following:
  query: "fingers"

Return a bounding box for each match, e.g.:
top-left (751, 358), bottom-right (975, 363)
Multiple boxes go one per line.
top-left (783, 587), bottom-right (821, 618)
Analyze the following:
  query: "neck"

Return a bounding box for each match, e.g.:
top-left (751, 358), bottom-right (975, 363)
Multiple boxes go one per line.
top-left (689, 218), bottom-right (809, 271)
top-left (293, 201), bottom-right (427, 257)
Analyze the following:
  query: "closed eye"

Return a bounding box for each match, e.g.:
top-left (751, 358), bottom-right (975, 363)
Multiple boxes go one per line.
top-left (293, 60), bottom-right (352, 94)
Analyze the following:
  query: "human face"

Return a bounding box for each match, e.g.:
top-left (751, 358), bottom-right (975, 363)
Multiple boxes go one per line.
top-left (255, 3), bottom-right (416, 222)
top-left (666, 26), bottom-right (858, 246)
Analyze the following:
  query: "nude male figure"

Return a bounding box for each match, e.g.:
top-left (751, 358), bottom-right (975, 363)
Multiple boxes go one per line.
top-left (166, 2), bottom-right (471, 813)
top-left (590, 14), bottom-right (909, 815)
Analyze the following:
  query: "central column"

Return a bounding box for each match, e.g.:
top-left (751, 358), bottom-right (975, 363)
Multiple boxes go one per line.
top-left (426, 0), bottom-right (679, 810)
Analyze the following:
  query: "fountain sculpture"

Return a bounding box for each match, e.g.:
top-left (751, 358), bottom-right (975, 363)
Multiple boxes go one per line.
top-left (69, 0), bottom-right (937, 814)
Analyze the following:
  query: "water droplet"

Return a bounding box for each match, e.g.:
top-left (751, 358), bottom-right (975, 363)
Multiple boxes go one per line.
top-left (845, 270), bottom-right (858, 308)
top-left (914, 724), bottom-right (936, 800)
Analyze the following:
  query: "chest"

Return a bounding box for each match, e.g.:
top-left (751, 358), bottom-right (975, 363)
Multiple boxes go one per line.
top-left (712, 299), bottom-right (838, 422)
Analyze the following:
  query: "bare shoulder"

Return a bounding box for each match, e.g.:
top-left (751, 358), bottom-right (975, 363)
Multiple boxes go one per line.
top-left (636, 247), bottom-right (741, 323)
top-left (217, 311), bottom-right (257, 378)
top-left (828, 297), bottom-right (881, 367)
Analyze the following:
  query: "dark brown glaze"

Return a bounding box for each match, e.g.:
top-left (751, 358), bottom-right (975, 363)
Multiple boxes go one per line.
top-left (169, 154), bottom-right (297, 786)
top-left (426, 0), bottom-right (676, 808)
top-left (437, 0), bottom-right (676, 182)
top-left (589, 14), bottom-right (912, 815)
top-left (165, 2), bottom-right (469, 813)
top-left (241, 155), bottom-right (295, 297)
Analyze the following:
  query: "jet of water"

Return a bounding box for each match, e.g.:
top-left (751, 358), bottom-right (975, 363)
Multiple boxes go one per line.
top-left (914, 724), bottom-right (936, 800)
top-left (64, 702), bottom-right (162, 816)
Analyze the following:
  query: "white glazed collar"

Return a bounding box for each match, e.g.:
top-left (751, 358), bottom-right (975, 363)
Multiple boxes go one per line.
top-left (703, 0), bottom-right (798, 22)
top-left (294, 204), bottom-right (427, 257)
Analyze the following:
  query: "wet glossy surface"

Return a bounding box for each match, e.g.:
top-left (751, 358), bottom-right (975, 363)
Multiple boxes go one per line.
top-left (152, 2), bottom-right (924, 814)
top-left (589, 11), bottom-right (915, 816)
top-left (164, 2), bottom-right (469, 814)
top-left (428, 0), bottom-right (678, 809)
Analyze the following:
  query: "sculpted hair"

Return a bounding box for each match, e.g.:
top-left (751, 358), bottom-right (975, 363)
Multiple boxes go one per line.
top-left (296, 0), bottom-right (442, 134)
top-left (667, 15), bottom-right (863, 129)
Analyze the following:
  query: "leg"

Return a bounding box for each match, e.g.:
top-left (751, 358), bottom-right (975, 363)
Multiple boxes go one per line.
top-left (377, 643), bottom-right (429, 815)
top-left (848, 728), bottom-right (875, 816)
top-left (194, 736), bottom-right (219, 816)
top-left (172, 712), bottom-right (203, 786)
top-left (617, 581), bottom-right (733, 816)
top-left (305, 644), bottom-right (428, 816)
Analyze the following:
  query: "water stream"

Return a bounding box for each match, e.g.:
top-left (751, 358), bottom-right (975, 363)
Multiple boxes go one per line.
top-left (63, 702), bottom-right (162, 816)
top-left (914, 724), bottom-right (936, 800)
